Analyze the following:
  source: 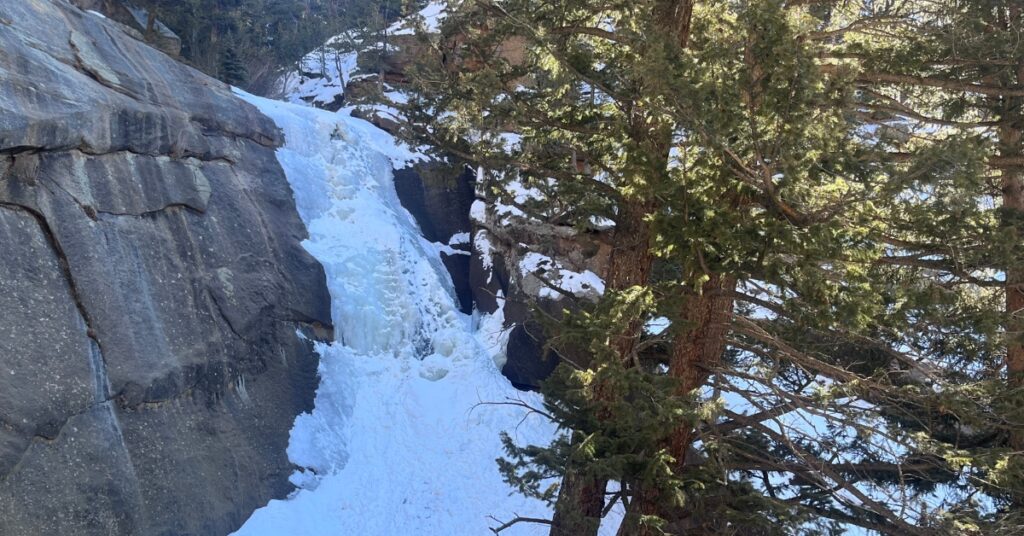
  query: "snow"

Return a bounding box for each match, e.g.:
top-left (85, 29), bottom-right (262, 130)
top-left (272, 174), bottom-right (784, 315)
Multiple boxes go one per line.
top-left (383, 90), bottom-right (410, 104)
top-left (87, 10), bottom-right (106, 19)
top-left (232, 90), bottom-right (557, 535)
top-left (520, 252), bottom-right (606, 300)
top-left (448, 232), bottom-right (471, 246)
top-left (499, 132), bottom-right (523, 151)
top-left (495, 199), bottom-right (527, 220)
top-left (432, 240), bottom-right (471, 257)
top-left (589, 215), bottom-right (616, 230)
top-left (389, 1), bottom-right (447, 35)
top-left (469, 198), bottom-right (488, 223)
top-left (507, 179), bottom-right (545, 205)
top-left (474, 230), bottom-right (497, 278)
top-left (332, 111), bottom-right (427, 169)
top-left (282, 50), bottom-right (358, 108)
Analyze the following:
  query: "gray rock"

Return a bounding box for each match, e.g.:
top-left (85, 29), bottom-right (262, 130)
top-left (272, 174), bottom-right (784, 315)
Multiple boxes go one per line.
top-left (69, 1), bottom-right (181, 56)
top-left (0, 1), bottom-right (331, 534)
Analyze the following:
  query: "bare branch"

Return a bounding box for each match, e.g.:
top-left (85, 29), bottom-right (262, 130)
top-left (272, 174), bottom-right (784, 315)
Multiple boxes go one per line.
top-left (488, 514), bottom-right (553, 534)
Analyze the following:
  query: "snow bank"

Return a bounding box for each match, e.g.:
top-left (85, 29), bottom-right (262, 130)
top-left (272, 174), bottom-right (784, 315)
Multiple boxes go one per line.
top-left (231, 91), bottom-right (557, 535)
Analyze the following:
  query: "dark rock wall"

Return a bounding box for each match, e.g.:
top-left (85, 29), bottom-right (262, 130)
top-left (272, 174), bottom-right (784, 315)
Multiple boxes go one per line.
top-left (391, 161), bottom-right (574, 390)
top-left (471, 193), bottom-right (610, 391)
top-left (393, 162), bottom-right (476, 314)
top-left (0, 1), bottom-right (331, 534)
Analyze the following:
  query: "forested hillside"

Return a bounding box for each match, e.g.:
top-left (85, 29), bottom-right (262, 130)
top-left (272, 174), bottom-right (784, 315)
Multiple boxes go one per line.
top-left (127, 0), bottom-right (407, 91)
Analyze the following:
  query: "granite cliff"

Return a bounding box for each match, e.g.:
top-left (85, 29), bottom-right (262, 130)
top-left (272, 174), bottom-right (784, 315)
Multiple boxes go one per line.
top-left (0, 1), bottom-right (331, 534)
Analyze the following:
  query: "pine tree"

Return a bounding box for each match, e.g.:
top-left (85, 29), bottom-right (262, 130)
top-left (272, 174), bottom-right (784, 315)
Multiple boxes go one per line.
top-left (219, 44), bottom-right (248, 85)
top-left (404, 1), bottom-right (1024, 534)
top-left (812, 1), bottom-right (1024, 531)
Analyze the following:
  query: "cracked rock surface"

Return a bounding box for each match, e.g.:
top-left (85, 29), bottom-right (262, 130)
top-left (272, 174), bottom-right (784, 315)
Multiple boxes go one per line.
top-left (0, 1), bottom-right (332, 534)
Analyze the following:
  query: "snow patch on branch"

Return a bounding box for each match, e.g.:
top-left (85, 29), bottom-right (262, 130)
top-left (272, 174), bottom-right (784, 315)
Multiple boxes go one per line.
top-left (520, 252), bottom-right (605, 300)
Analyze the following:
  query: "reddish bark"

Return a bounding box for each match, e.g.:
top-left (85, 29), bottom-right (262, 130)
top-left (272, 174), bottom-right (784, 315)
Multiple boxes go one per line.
top-left (617, 276), bottom-right (736, 536)
top-left (550, 471), bottom-right (608, 536)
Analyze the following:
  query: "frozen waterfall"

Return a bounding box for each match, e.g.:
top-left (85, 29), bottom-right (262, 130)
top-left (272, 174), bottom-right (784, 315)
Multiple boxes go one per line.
top-left (231, 92), bottom-right (556, 535)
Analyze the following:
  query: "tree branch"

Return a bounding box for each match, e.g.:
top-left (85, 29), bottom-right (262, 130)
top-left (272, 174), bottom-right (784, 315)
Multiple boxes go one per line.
top-left (820, 65), bottom-right (1024, 97)
top-left (488, 514), bottom-right (553, 534)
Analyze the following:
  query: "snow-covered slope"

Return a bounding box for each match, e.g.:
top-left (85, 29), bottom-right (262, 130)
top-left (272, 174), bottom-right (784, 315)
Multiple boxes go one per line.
top-left (231, 92), bottom-right (557, 535)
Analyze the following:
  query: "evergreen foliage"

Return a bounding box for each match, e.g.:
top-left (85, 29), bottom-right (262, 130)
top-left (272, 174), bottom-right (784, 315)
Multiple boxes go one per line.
top-left (219, 44), bottom-right (247, 85)
top-left (402, 1), bottom-right (1024, 534)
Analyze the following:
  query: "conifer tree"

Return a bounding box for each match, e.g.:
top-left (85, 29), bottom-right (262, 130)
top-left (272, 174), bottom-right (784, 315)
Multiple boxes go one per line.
top-left (219, 44), bottom-right (248, 85)
top-left (405, 1), bottom-right (1024, 534)
top-left (813, 1), bottom-right (1024, 531)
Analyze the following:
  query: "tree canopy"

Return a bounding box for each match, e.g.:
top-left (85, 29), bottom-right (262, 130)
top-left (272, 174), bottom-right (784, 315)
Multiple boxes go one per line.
top-left (403, 1), bottom-right (1024, 534)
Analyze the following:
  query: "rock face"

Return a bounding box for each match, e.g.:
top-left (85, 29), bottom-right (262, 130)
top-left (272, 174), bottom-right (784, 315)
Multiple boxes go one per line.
top-left (392, 158), bottom-right (610, 390)
top-left (392, 162), bottom-right (476, 313)
top-left (0, 2), bottom-right (332, 535)
top-left (470, 199), bottom-right (611, 390)
top-left (69, 0), bottom-right (182, 56)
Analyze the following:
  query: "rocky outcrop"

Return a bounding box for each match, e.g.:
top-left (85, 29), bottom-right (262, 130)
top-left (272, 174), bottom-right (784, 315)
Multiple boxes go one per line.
top-left (69, 0), bottom-right (182, 56)
top-left (0, 1), bottom-right (331, 535)
top-left (470, 195), bottom-right (611, 389)
top-left (393, 159), bottom-right (610, 389)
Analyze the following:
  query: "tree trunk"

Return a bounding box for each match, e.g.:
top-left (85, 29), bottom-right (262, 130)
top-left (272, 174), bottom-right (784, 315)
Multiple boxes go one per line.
top-left (656, 0), bottom-right (695, 49)
top-left (613, 4), bottom-right (700, 534)
top-left (999, 11), bottom-right (1024, 451)
top-left (617, 275), bottom-right (736, 536)
top-left (615, 483), bottom-right (663, 536)
top-left (552, 198), bottom-right (655, 536)
top-left (607, 199), bottom-right (657, 360)
top-left (974, 9), bottom-right (1024, 514)
top-left (550, 469), bottom-right (607, 536)
top-left (1001, 118), bottom-right (1024, 453)
top-left (668, 275), bottom-right (736, 464)
top-left (1004, 159), bottom-right (1024, 386)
